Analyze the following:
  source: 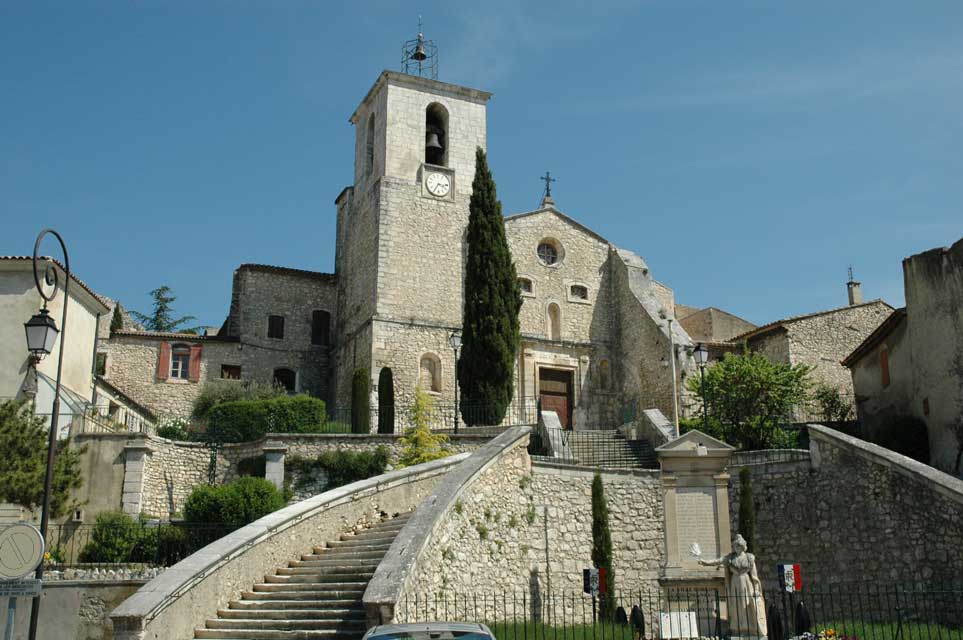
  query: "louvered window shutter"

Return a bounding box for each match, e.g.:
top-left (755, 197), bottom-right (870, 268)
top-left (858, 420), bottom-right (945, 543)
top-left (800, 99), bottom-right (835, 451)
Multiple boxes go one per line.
top-left (188, 345), bottom-right (203, 382)
top-left (157, 342), bottom-right (171, 380)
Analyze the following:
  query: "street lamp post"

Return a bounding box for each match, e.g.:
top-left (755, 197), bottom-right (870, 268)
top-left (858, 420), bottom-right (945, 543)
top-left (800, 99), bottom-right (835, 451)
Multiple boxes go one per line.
top-left (23, 229), bottom-right (71, 640)
top-left (694, 343), bottom-right (710, 432)
top-left (449, 331), bottom-right (462, 434)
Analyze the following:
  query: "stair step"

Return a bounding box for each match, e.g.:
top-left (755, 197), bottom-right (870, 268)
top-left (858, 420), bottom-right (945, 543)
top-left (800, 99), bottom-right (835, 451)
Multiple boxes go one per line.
top-left (302, 549), bottom-right (387, 561)
top-left (277, 567), bottom-right (375, 577)
top-left (217, 609), bottom-right (364, 621)
top-left (288, 560), bottom-right (380, 570)
top-left (196, 629), bottom-right (357, 639)
top-left (266, 572), bottom-right (373, 583)
top-left (253, 583), bottom-right (366, 593)
top-left (230, 600), bottom-right (362, 611)
top-left (206, 618), bottom-right (366, 631)
top-left (332, 533), bottom-right (397, 546)
top-left (241, 590), bottom-right (364, 601)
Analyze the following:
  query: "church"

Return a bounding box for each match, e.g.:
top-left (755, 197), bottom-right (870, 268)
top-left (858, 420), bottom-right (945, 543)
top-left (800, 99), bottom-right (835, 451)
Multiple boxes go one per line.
top-left (97, 59), bottom-right (706, 431)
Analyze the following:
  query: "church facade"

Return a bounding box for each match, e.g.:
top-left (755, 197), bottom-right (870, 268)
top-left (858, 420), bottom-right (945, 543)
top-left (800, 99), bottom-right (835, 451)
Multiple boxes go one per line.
top-left (98, 70), bottom-right (699, 430)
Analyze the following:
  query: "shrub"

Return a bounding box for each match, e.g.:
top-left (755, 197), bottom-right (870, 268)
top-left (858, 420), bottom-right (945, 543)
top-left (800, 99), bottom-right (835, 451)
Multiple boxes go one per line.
top-left (79, 511), bottom-right (153, 563)
top-left (738, 467), bottom-right (756, 553)
top-left (397, 388), bottom-right (450, 467)
top-left (206, 395), bottom-right (327, 443)
top-left (184, 477), bottom-right (285, 528)
top-left (351, 368), bottom-right (370, 434)
top-left (288, 446), bottom-right (391, 492)
top-left (871, 415), bottom-right (930, 464)
top-left (156, 416), bottom-right (191, 441)
top-left (192, 379), bottom-right (284, 422)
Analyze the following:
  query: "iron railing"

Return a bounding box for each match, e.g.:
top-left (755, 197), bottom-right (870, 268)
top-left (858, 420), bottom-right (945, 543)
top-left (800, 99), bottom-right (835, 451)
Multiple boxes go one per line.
top-left (399, 586), bottom-right (963, 639)
top-left (729, 449), bottom-right (812, 467)
top-left (31, 521), bottom-right (236, 567)
top-left (530, 428), bottom-right (658, 470)
top-left (74, 406), bottom-right (155, 435)
top-left (327, 399), bottom-right (540, 434)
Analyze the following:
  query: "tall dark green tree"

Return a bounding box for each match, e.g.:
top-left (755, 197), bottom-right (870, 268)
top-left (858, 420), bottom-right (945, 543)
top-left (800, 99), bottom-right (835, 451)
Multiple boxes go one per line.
top-left (130, 286), bottom-right (198, 333)
top-left (110, 305), bottom-right (124, 332)
top-left (591, 472), bottom-right (616, 618)
top-left (458, 148), bottom-right (521, 425)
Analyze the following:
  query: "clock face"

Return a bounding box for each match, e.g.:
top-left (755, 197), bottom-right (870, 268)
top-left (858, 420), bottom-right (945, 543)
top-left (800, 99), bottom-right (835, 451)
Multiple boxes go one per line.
top-left (425, 172), bottom-right (451, 197)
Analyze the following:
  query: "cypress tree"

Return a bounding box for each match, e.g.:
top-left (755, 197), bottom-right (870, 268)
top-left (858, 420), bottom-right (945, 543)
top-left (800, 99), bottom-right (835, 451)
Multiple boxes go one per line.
top-left (377, 368), bottom-right (395, 434)
top-left (458, 147), bottom-right (521, 425)
top-left (591, 472), bottom-right (616, 618)
top-left (110, 305), bottom-right (123, 332)
top-left (738, 467), bottom-right (757, 553)
top-left (351, 368), bottom-right (370, 434)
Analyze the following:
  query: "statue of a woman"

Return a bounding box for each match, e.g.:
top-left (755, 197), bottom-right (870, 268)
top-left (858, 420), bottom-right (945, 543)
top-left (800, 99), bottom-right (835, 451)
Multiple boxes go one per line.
top-left (697, 534), bottom-right (767, 638)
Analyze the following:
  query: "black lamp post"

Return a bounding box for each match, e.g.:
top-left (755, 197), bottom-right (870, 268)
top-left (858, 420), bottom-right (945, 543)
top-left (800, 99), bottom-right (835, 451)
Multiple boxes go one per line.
top-left (449, 331), bottom-right (462, 433)
top-left (694, 342), bottom-right (709, 431)
top-left (23, 229), bottom-right (71, 640)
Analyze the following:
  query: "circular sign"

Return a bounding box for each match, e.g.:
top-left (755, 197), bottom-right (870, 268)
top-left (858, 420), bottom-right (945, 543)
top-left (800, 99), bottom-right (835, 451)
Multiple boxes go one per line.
top-left (0, 524), bottom-right (45, 579)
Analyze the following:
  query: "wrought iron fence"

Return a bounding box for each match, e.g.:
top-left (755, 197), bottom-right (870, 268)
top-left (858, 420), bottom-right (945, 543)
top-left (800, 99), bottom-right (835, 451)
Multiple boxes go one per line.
top-left (729, 449), bottom-right (812, 467)
top-left (32, 521), bottom-right (236, 567)
top-left (398, 586), bottom-right (963, 639)
top-left (327, 399), bottom-right (540, 434)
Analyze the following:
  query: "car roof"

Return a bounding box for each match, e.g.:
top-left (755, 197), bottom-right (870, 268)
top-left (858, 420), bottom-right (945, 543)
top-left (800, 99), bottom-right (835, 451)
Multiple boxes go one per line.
top-left (367, 622), bottom-right (491, 635)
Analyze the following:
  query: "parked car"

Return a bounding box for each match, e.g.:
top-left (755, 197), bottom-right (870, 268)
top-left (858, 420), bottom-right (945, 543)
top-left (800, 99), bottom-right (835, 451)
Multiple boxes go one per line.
top-left (362, 622), bottom-right (497, 640)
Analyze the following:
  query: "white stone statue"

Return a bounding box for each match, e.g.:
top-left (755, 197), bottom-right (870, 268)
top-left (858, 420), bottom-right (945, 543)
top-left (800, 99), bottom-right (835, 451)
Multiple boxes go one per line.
top-left (695, 534), bottom-right (767, 638)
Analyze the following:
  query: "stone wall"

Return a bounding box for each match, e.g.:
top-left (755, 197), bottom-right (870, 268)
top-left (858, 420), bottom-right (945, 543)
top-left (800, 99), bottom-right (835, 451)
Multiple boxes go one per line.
top-left (848, 311), bottom-right (914, 437)
top-left (728, 425), bottom-right (963, 592)
top-left (13, 581), bottom-right (146, 640)
top-left (386, 436), bottom-right (664, 622)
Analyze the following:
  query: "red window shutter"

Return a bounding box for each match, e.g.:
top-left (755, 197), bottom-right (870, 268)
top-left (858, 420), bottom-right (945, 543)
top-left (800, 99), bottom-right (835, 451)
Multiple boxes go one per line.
top-left (880, 348), bottom-right (890, 388)
top-left (188, 345), bottom-right (203, 382)
top-left (157, 342), bottom-right (171, 380)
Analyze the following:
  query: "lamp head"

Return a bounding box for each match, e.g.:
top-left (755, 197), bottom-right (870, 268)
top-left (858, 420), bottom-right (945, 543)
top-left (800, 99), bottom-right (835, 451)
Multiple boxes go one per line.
top-left (24, 307), bottom-right (59, 358)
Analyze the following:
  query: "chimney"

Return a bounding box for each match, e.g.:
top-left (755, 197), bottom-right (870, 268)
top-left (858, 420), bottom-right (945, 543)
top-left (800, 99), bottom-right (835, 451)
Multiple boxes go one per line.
top-left (846, 266), bottom-right (862, 305)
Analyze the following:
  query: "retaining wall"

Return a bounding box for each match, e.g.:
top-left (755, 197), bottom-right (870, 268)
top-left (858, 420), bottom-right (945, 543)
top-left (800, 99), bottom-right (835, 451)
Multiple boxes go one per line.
top-left (13, 581), bottom-right (146, 640)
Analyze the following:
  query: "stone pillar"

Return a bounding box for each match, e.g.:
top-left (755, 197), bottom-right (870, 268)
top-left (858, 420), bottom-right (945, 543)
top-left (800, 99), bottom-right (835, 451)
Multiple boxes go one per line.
top-left (655, 429), bottom-right (735, 614)
top-left (263, 442), bottom-right (288, 490)
top-left (122, 437), bottom-right (154, 516)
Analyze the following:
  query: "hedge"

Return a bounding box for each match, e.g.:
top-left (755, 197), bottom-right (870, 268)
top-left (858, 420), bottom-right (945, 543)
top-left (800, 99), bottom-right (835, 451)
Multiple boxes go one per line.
top-left (206, 395), bottom-right (327, 442)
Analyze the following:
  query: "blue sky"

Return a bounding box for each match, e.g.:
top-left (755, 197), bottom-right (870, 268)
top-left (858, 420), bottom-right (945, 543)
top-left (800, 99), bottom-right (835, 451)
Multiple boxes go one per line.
top-left (2, 1), bottom-right (962, 328)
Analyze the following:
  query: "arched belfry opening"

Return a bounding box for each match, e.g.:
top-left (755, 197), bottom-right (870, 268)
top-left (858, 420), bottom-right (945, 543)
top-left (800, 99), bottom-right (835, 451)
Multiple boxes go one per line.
top-left (425, 103), bottom-right (448, 167)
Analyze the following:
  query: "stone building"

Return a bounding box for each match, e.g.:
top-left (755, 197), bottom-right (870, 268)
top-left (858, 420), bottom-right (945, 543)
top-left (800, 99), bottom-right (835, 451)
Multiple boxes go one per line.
top-left (95, 69), bottom-right (699, 429)
top-left (843, 237), bottom-right (963, 477)
top-left (730, 291), bottom-right (893, 398)
top-left (676, 304), bottom-right (756, 362)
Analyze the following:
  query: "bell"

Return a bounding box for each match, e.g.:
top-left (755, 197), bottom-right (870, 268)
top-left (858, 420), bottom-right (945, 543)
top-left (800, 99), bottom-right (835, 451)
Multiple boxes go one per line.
top-left (412, 42), bottom-right (428, 61)
top-left (425, 131), bottom-right (443, 151)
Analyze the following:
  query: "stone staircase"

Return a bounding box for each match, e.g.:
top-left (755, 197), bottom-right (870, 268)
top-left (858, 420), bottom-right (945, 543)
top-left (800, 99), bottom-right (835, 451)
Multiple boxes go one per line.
top-left (565, 430), bottom-right (658, 469)
top-left (194, 511), bottom-right (411, 640)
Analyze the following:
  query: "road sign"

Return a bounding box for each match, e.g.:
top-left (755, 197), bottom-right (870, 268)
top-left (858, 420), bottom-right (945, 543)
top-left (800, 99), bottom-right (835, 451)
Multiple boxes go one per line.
top-left (0, 524), bottom-right (44, 580)
top-left (0, 580), bottom-right (42, 598)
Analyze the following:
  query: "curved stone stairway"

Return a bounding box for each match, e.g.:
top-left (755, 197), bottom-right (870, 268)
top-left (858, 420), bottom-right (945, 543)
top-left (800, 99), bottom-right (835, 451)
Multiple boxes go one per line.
top-left (194, 511), bottom-right (411, 640)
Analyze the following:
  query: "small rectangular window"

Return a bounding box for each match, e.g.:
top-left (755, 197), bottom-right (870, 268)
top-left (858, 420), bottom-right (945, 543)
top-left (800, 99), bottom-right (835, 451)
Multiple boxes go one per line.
top-left (570, 285), bottom-right (589, 300)
top-left (268, 315), bottom-right (285, 339)
top-left (170, 348), bottom-right (190, 380)
top-left (519, 278), bottom-right (533, 294)
top-left (221, 365), bottom-right (241, 380)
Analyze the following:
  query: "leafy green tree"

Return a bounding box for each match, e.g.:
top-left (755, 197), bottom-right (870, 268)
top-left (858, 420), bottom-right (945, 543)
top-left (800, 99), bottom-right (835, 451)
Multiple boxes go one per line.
top-left (684, 351), bottom-right (811, 450)
top-left (192, 379), bottom-right (285, 423)
top-left (0, 400), bottom-right (86, 519)
top-left (591, 472), bottom-right (616, 618)
top-left (812, 383), bottom-right (854, 422)
top-left (397, 388), bottom-right (450, 467)
top-left (738, 467), bottom-right (756, 553)
top-left (130, 285), bottom-right (198, 333)
top-left (110, 305), bottom-right (124, 332)
top-left (351, 368), bottom-right (370, 434)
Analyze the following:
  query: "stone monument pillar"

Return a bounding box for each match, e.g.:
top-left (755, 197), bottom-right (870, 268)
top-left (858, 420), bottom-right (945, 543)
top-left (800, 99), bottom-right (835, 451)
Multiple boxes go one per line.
top-left (655, 430), bottom-right (735, 632)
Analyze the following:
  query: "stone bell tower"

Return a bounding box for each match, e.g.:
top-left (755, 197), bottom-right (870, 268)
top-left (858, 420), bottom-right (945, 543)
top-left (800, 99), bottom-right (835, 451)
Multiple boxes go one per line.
top-left (333, 42), bottom-right (492, 411)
